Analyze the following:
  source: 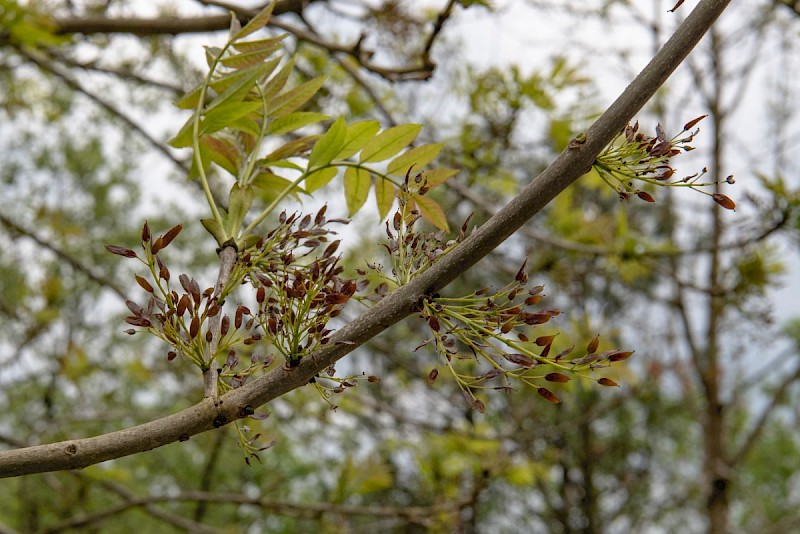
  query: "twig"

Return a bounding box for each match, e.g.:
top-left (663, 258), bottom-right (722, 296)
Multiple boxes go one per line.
top-left (0, 0), bottom-right (733, 478)
top-left (203, 245), bottom-right (237, 399)
top-left (17, 47), bottom-right (189, 173)
top-left (0, 211), bottom-right (127, 301)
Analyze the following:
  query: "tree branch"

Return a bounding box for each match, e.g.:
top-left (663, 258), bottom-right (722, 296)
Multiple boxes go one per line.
top-left (51, 0), bottom-right (317, 35)
top-left (0, 0), bottom-right (732, 478)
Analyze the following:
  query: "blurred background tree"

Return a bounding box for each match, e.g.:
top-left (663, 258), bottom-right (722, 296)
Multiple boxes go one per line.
top-left (1, 1), bottom-right (799, 533)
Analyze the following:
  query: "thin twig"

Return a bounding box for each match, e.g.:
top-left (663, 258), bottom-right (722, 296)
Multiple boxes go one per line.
top-left (0, 212), bottom-right (127, 301)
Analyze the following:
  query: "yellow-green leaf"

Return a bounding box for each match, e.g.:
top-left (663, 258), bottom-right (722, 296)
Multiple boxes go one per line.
top-left (422, 168), bottom-right (459, 188)
top-left (200, 101), bottom-right (261, 136)
top-left (304, 167), bottom-right (337, 193)
top-left (266, 112), bottom-right (329, 135)
top-left (344, 167), bottom-right (371, 216)
top-left (175, 59), bottom-right (280, 110)
top-left (268, 76), bottom-right (326, 118)
top-left (227, 183), bottom-right (254, 236)
top-left (253, 170), bottom-right (304, 203)
top-left (201, 218), bottom-right (228, 245)
top-left (233, 2), bottom-right (275, 40)
top-left (411, 192), bottom-right (449, 231)
top-left (308, 117), bottom-right (347, 169)
top-left (260, 56), bottom-right (294, 102)
top-left (337, 120), bottom-right (381, 159)
top-left (262, 135), bottom-right (320, 163)
top-left (374, 177), bottom-right (396, 220)
top-left (231, 34), bottom-right (286, 53)
top-left (220, 43), bottom-right (282, 69)
top-left (359, 124), bottom-right (422, 163)
top-left (387, 143), bottom-right (443, 175)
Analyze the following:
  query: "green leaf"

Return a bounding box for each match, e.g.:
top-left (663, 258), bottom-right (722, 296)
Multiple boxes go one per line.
top-left (304, 167), bottom-right (337, 193)
top-left (410, 192), bottom-right (449, 231)
top-left (337, 120), bottom-right (381, 159)
top-left (268, 76), bottom-right (326, 118)
top-left (262, 135), bottom-right (319, 163)
top-left (422, 168), bottom-right (459, 189)
top-left (233, 2), bottom-right (275, 40)
top-left (227, 183), bottom-right (254, 236)
top-left (253, 170), bottom-right (304, 202)
top-left (220, 43), bottom-right (283, 69)
top-left (200, 101), bottom-right (261, 136)
top-left (175, 60), bottom-right (280, 110)
top-left (202, 218), bottom-right (228, 245)
top-left (260, 56), bottom-right (295, 102)
top-left (387, 143), bottom-right (443, 176)
top-left (169, 113), bottom-right (198, 148)
top-left (266, 112), bottom-right (329, 135)
top-left (232, 35), bottom-right (287, 53)
top-left (374, 177), bottom-right (396, 220)
top-left (359, 124), bottom-right (422, 163)
top-left (344, 167), bottom-right (371, 216)
top-left (200, 136), bottom-right (240, 176)
top-left (308, 117), bottom-right (347, 169)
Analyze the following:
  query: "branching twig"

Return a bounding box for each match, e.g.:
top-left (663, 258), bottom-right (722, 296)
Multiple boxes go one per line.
top-left (17, 48), bottom-right (189, 173)
top-left (0, 212), bottom-right (127, 301)
top-left (0, 0), bottom-right (733, 478)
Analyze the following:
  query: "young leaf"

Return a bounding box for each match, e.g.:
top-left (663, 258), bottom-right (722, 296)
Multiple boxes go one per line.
top-left (359, 124), bottom-right (423, 163)
top-left (253, 171), bottom-right (304, 203)
top-left (260, 56), bottom-right (295, 102)
top-left (261, 135), bottom-right (320, 163)
top-left (374, 177), bottom-right (396, 220)
top-left (199, 136), bottom-right (240, 176)
top-left (232, 34), bottom-right (287, 53)
top-left (307, 117), bottom-right (347, 169)
top-left (422, 168), bottom-right (459, 189)
top-left (227, 183), bottom-right (254, 236)
top-left (304, 167), bottom-right (337, 193)
top-left (232, 2), bottom-right (275, 40)
top-left (200, 101), bottom-right (262, 137)
top-left (220, 43), bottom-right (282, 69)
top-left (205, 60), bottom-right (276, 113)
top-left (410, 192), bottom-right (449, 231)
top-left (387, 143), bottom-right (443, 175)
top-left (175, 58), bottom-right (280, 110)
top-left (268, 76), bottom-right (326, 118)
top-left (202, 218), bottom-right (228, 245)
top-left (266, 111), bottom-right (329, 135)
top-left (337, 120), bottom-right (381, 159)
top-left (344, 167), bottom-right (371, 216)
top-left (169, 112), bottom-right (198, 148)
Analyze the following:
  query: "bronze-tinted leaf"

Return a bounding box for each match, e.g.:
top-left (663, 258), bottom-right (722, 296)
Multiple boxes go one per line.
top-left (141, 221), bottom-right (151, 243)
top-left (500, 320), bottom-right (514, 334)
top-left (525, 295), bottom-right (543, 306)
top-left (126, 299), bottom-right (143, 316)
top-left (598, 377), bottom-right (619, 387)
top-left (524, 313), bottom-right (551, 325)
top-left (712, 193), bottom-right (736, 211)
top-left (150, 237), bottom-right (165, 254)
top-left (537, 387), bottom-right (561, 404)
top-left (515, 260), bottom-right (528, 283)
top-left (105, 245), bottom-right (138, 258)
top-left (545, 372), bottom-right (570, 383)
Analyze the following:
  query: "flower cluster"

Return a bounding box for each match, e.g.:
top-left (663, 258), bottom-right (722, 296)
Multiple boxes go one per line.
top-left (418, 263), bottom-right (632, 411)
top-left (593, 116), bottom-right (736, 210)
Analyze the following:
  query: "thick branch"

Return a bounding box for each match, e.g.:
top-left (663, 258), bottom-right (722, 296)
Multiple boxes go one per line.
top-left (0, 0), bottom-right (732, 478)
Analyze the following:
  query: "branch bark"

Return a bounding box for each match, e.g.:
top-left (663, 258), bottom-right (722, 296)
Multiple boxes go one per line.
top-left (0, 0), bottom-right (732, 478)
